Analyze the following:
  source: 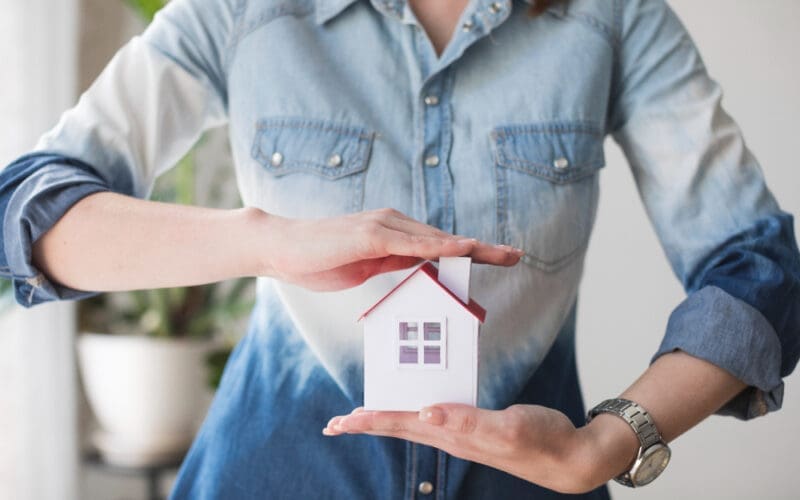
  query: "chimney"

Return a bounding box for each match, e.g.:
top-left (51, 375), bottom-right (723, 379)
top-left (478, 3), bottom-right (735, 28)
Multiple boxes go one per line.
top-left (437, 257), bottom-right (471, 303)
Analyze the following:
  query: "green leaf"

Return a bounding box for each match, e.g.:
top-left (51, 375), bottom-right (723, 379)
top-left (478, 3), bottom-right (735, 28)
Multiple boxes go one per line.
top-left (124, 0), bottom-right (168, 23)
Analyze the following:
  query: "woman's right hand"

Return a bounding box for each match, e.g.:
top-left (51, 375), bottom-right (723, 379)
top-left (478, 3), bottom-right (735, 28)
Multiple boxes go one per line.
top-left (259, 208), bottom-right (523, 291)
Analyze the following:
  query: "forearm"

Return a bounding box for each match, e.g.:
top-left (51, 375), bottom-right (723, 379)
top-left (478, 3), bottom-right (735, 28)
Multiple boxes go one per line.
top-left (32, 191), bottom-right (266, 291)
top-left (579, 350), bottom-right (746, 489)
top-left (31, 195), bottom-right (521, 294)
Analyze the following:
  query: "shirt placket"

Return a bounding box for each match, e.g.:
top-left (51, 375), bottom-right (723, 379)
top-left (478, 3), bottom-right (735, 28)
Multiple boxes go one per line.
top-left (373, 1), bottom-right (514, 498)
top-left (414, 0), bottom-right (513, 233)
top-left (415, 41), bottom-right (454, 232)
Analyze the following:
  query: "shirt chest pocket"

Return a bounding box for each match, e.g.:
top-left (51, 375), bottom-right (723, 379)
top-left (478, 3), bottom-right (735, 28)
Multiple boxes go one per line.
top-left (491, 123), bottom-right (605, 272)
top-left (250, 118), bottom-right (375, 218)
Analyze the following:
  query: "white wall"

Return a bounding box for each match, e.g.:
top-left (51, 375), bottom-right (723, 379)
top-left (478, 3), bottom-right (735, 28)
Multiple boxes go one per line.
top-left (577, 1), bottom-right (800, 499)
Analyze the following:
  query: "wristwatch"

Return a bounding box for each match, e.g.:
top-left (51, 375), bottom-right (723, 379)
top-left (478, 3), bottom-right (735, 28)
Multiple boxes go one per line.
top-left (586, 398), bottom-right (671, 487)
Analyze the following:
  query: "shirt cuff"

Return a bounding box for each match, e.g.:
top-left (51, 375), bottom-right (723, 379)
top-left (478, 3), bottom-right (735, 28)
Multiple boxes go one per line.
top-left (652, 285), bottom-right (784, 420)
top-left (3, 164), bottom-right (109, 307)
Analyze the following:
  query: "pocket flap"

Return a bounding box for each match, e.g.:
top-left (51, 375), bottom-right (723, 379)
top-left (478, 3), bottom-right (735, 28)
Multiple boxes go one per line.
top-left (491, 123), bottom-right (605, 184)
top-left (252, 118), bottom-right (374, 180)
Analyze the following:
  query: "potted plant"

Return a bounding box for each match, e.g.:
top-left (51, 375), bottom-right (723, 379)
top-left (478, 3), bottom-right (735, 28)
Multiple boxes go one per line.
top-left (77, 280), bottom-right (251, 466)
top-left (76, 0), bottom-right (252, 467)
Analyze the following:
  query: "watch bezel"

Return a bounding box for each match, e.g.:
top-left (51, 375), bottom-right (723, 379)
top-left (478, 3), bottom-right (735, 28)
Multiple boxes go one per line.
top-left (629, 442), bottom-right (671, 487)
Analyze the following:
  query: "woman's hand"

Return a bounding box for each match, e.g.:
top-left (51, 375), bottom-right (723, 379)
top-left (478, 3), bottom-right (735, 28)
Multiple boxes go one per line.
top-left (323, 403), bottom-right (639, 494)
top-left (259, 208), bottom-right (523, 291)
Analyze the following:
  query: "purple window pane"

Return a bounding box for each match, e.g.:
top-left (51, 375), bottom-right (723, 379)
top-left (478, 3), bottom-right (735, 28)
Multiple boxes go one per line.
top-left (423, 346), bottom-right (441, 365)
top-left (399, 322), bottom-right (418, 341)
top-left (399, 346), bottom-right (418, 364)
top-left (423, 322), bottom-right (441, 341)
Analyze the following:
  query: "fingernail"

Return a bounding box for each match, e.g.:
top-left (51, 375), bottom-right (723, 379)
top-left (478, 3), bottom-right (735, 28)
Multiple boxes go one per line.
top-left (419, 406), bottom-right (445, 425)
top-left (494, 244), bottom-right (524, 254)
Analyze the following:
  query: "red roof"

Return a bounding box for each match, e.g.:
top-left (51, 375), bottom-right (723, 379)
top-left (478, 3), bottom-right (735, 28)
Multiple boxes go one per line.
top-left (358, 262), bottom-right (486, 323)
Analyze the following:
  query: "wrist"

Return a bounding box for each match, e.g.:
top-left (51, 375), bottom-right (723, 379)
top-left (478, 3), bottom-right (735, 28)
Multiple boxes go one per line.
top-left (573, 413), bottom-right (640, 491)
top-left (239, 206), bottom-right (282, 277)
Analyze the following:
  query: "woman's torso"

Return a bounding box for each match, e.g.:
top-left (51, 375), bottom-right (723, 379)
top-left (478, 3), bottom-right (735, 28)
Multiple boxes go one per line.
top-left (172, 0), bottom-right (616, 497)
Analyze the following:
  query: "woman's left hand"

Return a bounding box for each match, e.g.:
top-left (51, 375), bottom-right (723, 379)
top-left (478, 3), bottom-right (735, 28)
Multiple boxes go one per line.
top-left (323, 403), bottom-right (632, 494)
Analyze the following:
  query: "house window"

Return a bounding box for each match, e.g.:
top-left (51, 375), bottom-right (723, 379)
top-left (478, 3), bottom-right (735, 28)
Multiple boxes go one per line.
top-left (397, 320), bottom-right (446, 368)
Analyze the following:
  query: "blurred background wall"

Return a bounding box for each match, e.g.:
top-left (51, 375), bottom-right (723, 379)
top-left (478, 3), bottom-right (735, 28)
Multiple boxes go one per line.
top-left (579, 1), bottom-right (800, 499)
top-left (0, 1), bottom-right (797, 499)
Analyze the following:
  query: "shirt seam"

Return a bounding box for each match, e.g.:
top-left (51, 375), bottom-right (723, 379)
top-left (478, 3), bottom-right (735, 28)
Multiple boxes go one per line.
top-left (560, 10), bottom-right (619, 51)
top-left (221, 0), bottom-right (249, 73)
top-left (223, 0), bottom-right (315, 75)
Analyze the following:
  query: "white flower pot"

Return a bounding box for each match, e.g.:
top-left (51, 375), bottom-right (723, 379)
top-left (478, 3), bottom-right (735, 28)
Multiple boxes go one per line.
top-left (77, 333), bottom-right (216, 467)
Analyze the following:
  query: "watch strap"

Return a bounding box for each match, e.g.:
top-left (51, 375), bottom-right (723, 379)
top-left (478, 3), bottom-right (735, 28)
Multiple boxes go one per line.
top-left (586, 398), bottom-right (662, 449)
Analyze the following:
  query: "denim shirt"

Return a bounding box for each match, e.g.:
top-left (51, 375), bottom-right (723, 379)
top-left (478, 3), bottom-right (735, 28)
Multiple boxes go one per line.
top-left (2, 0), bottom-right (799, 498)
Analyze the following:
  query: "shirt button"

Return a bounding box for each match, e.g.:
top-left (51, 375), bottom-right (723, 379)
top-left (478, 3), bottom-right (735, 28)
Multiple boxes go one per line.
top-left (418, 481), bottom-right (434, 495)
top-left (462, 20), bottom-right (474, 32)
top-left (553, 157), bottom-right (569, 169)
top-left (424, 155), bottom-right (440, 167)
top-left (270, 152), bottom-right (283, 167)
top-left (489, 2), bottom-right (503, 13)
top-left (424, 95), bottom-right (439, 106)
top-left (328, 153), bottom-right (343, 167)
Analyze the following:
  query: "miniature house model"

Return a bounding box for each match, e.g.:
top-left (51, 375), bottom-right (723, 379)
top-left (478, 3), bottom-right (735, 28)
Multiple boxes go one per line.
top-left (360, 257), bottom-right (486, 411)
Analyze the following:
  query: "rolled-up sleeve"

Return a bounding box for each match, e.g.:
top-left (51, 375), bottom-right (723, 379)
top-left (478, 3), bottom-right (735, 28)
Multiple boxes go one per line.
top-left (0, 0), bottom-right (236, 307)
top-left (609, 0), bottom-right (800, 419)
top-left (0, 155), bottom-right (110, 305)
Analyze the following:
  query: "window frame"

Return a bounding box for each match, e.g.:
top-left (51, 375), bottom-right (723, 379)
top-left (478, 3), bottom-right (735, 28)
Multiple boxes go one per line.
top-left (394, 317), bottom-right (447, 370)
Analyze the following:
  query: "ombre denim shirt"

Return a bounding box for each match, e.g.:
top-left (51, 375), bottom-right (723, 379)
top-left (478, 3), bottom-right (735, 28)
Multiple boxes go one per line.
top-left (2, 0), bottom-right (799, 498)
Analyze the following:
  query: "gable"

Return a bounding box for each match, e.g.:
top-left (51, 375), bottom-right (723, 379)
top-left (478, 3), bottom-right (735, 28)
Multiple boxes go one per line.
top-left (359, 263), bottom-right (486, 323)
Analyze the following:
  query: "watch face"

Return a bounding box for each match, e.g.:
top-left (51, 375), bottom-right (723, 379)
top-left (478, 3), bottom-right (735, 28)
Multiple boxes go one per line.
top-left (632, 444), bottom-right (671, 486)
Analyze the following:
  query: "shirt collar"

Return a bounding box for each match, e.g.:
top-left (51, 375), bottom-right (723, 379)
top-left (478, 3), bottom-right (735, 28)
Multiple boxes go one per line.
top-left (315, 0), bottom-right (359, 24)
top-left (315, 0), bottom-right (567, 25)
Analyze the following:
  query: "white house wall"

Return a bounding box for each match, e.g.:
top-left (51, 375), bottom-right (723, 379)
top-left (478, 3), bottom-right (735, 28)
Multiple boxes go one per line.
top-left (363, 273), bottom-right (478, 411)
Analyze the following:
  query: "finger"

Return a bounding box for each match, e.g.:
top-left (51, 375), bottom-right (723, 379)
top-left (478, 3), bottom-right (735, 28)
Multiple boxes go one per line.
top-left (332, 407), bottom-right (474, 444)
top-left (373, 209), bottom-right (455, 240)
top-left (322, 407), bottom-right (369, 436)
top-left (466, 244), bottom-right (524, 266)
top-left (332, 409), bottom-right (490, 461)
top-left (329, 411), bottom-right (453, 449)
top-left (368, 209), bottom-right (525, 266)
top-left (378, 229), bottom-right (477, 259)
top-left (414, 235), bottom-right (524, 266)
top-left (343, 410), bottom-right (418, 433)
top-left (323, 415), bottom-right (346, 436)
top-left (353, 211), bottom-right (523, 266)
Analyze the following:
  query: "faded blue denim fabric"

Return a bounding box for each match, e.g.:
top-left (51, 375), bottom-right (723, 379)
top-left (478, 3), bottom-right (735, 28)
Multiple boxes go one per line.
top-left (1, 0), bottom-right (799, 497)
top-left (0, 153), bottom-right (113, 305)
